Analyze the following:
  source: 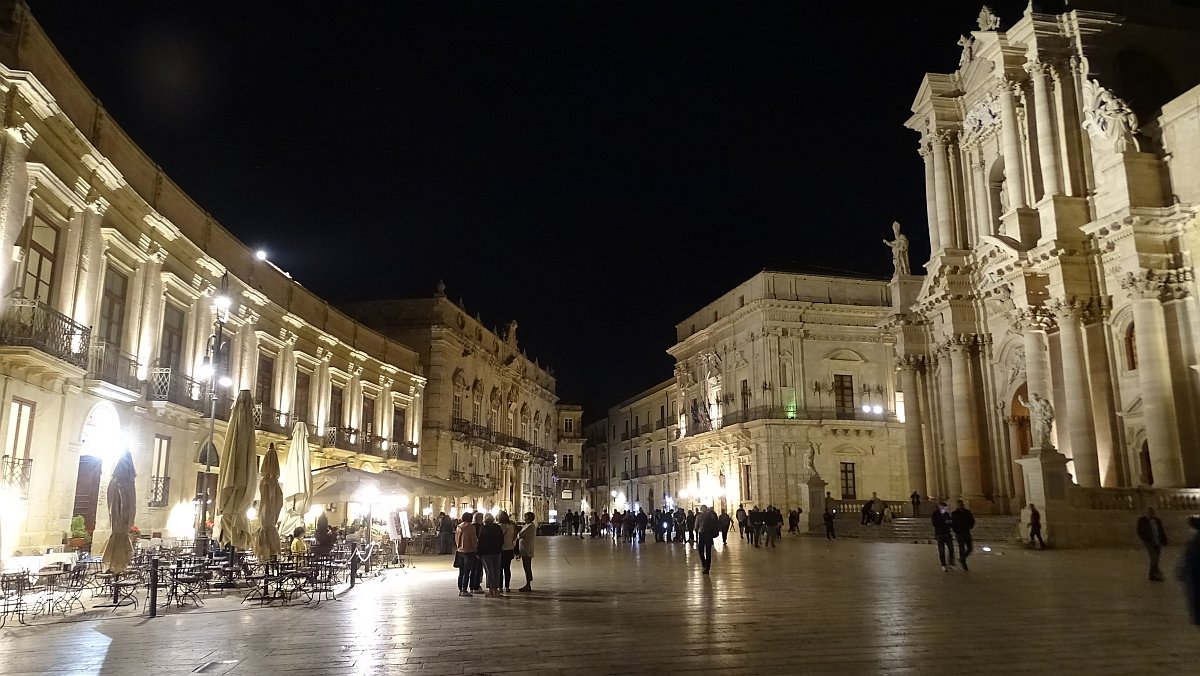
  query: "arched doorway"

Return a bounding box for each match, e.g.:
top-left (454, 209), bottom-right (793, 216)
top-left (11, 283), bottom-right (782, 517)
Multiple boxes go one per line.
top-left (74, 403), bottom-right (122, 533)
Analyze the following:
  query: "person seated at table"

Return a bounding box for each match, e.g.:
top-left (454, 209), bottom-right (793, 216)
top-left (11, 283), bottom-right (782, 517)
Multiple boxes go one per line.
top-left (312, 515), bottom-right (335, 556)
top-left (290, 527), bottom-right (308, 555)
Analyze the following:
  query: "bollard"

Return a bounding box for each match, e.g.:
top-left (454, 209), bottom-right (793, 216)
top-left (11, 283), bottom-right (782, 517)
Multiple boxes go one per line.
top-left (149, 558), bottom-right (159, 617)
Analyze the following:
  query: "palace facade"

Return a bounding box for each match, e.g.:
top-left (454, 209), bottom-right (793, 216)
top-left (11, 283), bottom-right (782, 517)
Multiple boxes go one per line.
top-left (585, 270), bottom-right (912, 518)
top-left (0, 5), bottom-right (427, 558)
top-left (895, 1), bottom-right (1200, 513)
top-left (345, 294), bottom-right (574, 522)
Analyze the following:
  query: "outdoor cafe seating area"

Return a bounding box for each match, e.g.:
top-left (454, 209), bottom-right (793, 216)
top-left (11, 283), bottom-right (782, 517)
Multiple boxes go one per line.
top-left (0, 539), bottom-right (393, 628)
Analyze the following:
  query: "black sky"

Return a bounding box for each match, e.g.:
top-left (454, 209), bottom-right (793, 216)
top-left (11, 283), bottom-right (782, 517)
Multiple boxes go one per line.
top-left (27, 0), bottom-right (1032, 418)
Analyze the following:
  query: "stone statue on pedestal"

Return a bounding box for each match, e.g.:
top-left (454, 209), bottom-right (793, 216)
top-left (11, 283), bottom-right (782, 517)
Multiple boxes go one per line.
top-left (803, 441), bottom-right (819, 477)
top-left (1019, 393), bottom-right (1055, 449)
top-left (883, 221), bottom-right (911, 276)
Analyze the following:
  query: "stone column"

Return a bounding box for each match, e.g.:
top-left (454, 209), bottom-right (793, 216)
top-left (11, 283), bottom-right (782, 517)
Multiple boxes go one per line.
top-left (346, 368), bottom-right (363, 430)
top-left (998, 79), bottom-right (1028, 210)
top-left (948, 337), bottom-right (983, 501)
top-left (70, 202), bottom-right (107, 327)
top-left (135, 252), bottom-right (165, 380)
top-left (935, 350), bottom-right (961, 498)
top-left (122, 262), bottom-right (146, 358)
top-left (921, 142), bottom-right (942, 253)
top-left (1005, 417), bottom-right (1027, 506)
top-left (971, 154), bottom-right (991, 239)
top-left (931, 132), bottom-right (956, 249)
top-left (1122, 272), bottom-right (1186, 486)
top-left (917, 365), bottom-right (940, 496)
top-left (0, 124), bottom-right (35, 295)
top-left (1019, 308), bottom-right (1054, 412)
top-left (512, 460), bottom-right (525, 516)
top-left (1026, 60), bottom-right (1063, 199)
top-left (1049, 299), bottom-right (1100, 486)
top-left (899, 356), bottom-right (927, 496)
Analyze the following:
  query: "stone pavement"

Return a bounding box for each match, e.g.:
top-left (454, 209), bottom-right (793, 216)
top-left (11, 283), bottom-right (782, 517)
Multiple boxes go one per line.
top-left (0, 534), bottom-right (1196, 675)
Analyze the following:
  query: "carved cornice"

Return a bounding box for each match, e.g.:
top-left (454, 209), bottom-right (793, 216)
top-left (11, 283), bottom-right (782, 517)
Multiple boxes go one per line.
top-left (1123, 268), bottom-right (1193, 302)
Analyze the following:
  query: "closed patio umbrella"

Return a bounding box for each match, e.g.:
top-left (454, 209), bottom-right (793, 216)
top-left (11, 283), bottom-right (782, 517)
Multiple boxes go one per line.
top-left (254, 443), bottom-right (283, 560)
top-left (279, 421), bottom-right (312, 535)
top-left (214, 390), bottom-right (259, 551)
top-left (101, 451), bottom-right (137, 573)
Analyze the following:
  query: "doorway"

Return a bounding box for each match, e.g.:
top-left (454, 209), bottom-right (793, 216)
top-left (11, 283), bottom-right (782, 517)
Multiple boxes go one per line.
top-left (72, 456), bottom-right (102, 532)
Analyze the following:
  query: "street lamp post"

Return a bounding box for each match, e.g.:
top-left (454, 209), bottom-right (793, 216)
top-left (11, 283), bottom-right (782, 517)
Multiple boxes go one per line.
top-left (195, 274), bottom-right (232, 553)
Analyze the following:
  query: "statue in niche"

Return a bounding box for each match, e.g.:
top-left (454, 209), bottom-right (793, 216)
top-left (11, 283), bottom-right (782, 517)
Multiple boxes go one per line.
top-left (1018, 392), bottom-right (1055, 449)
top-left (882, 221), bottom-right (911, 276)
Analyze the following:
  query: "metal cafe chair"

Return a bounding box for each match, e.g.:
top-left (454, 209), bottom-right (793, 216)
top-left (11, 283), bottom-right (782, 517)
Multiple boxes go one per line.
top-left (0, 571), bottom-right (29, 628)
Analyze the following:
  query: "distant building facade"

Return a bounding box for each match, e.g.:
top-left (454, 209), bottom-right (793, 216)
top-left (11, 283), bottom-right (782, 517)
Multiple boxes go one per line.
top-left (345, 293), bottom-right (564, 521)
top-left (585, 270), bottom-right (912, 517)
top-left (0, 4), bottom-right (426, 557)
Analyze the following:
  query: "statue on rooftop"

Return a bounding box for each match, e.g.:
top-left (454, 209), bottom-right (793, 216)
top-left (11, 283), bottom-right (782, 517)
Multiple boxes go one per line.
top-left (883, 221), bottom-right (911, 276)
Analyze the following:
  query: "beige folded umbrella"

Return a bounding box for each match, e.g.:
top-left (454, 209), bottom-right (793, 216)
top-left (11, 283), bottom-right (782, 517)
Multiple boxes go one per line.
top-left (278, 421), bottom-right (312, 535)
top-left (215, 390), bottom-right (259, 550)
top-left (102, 451), bottom-right (137, 573)
top-left (254, 443), bottom-right (283, 559)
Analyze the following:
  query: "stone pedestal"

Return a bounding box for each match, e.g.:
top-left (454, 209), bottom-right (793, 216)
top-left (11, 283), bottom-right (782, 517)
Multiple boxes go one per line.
top-left (797, 474), bottom-right (826, 534)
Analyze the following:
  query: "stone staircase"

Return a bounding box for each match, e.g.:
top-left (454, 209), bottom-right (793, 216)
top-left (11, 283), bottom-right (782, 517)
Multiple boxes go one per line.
top-left (817, 516), bottom-right (1022, 547)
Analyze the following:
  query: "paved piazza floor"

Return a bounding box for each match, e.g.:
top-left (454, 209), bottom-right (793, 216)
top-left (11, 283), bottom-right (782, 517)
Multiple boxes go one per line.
top-left (1, 535), bottom-right (1197, 675)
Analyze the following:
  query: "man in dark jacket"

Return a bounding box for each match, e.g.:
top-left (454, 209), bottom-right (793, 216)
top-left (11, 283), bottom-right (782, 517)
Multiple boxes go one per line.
top-left (951, 500), bottom-right (976, 571)
top-left (717, 509), bottom-right (732, 545)
top-left (1028, 503), bottom-right (1046, 549)
top-left (685, 509), bottom-right (697, 546)
top-left (438, 512), bottom-right (456, 554)
top-left (1136, 507), bottom-right (1168, 581)
top-left (695, 505), bottom-right (719, 574)
top-left (932, 501), bottom-right (955, 571)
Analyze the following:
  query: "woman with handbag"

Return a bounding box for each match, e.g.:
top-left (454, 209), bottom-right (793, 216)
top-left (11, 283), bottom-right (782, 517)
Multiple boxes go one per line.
top-left (454, 511), bottom-right (478, 597)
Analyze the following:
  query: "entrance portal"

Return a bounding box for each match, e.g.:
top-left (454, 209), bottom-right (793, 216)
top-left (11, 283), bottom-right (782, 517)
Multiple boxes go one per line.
top-left (72, 456), bottom-right (102, 532)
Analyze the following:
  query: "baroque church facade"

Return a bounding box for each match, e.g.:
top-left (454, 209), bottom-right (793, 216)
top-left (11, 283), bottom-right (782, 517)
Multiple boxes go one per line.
top-left (892, 1), bottom-right (1200, 513)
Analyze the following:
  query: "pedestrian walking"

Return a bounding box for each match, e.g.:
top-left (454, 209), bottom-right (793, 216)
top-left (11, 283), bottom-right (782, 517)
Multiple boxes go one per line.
top-left (686, 509), bottom-right (697, 545)
top-left (932, 501), bottom-right (955, 571)
top-left (1028, 503), bottom-right (1046, 549)
top-left (454, 511), bottom-right (478, 596)
top-left (498, 511), bottom-right (518, 593)
top-left (717, 508), bottom-right (732, 545)
top-left (823, 507), bottom-right (836, 540)
top-left (910, 491), bottom-right (921, 517)
top-left (1179, 515), bottom-right (1200, 625)
top-left (735, 504), bottom-right (748, 543)
top-left (1136, 507), bottom-right (1168, 581)
top-left (951, 500), bottom-right (975, 571)
top-left (749, 507), bottom-right (764, 548)
top-left (696, 505), bottom-right (718, 574)
top-left (517, 511), bottom-right (537, 592)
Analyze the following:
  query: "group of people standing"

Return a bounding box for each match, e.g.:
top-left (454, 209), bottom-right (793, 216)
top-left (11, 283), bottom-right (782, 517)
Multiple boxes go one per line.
top-left (733, 504), bottom-right (789, 548)
top-left (448, 510), bottom-right (537, 597)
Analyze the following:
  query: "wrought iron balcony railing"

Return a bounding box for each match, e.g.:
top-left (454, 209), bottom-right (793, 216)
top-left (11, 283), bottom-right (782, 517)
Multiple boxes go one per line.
top-left (88, 341), bottom-right (140, 391)
top-left (253, 401), bottom-right (292, 435)
top-left (0, 297), bottom-right (91, 369)
top-left (148, 475), bottom-right (170, 508)
top-left (1, 455), bottom-right (32, 498)
top-left (148, 367), bottom-right (208, 414)
top-left (323, 425), bottom-right (363, 453)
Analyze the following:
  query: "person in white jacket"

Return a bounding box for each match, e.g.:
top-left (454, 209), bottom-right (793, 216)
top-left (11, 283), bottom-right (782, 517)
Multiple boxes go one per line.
top-left (517, 512), bottom-right (537, 592)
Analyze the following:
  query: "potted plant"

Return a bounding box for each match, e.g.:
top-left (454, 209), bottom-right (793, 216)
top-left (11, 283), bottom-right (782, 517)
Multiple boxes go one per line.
top-left (129, 524), bottom-right (142, 540)
top-left (68, 515), bottom-right (87, 548)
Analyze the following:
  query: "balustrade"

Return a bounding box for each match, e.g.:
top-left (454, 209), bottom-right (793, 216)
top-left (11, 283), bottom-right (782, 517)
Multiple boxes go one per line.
top-left (0, 298), bottom-right (91, 369)
top-left (87, 341), bottom-right (140, 391)
top-left (148, 367), bottom-right (208, 414)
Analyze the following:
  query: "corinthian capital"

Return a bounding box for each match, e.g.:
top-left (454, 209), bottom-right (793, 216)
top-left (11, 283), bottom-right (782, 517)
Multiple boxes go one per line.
top-left (1024, 59), bottom-right (1050, 78)
top-left (1047, 297), bottom-right (1088, 323)
top-left (1121, 270), bottom-right (1165, 302)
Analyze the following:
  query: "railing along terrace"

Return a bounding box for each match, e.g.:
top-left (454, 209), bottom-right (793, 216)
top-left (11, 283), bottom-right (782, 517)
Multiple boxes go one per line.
top-left (253, 402), bottom-right (292, 435)
top-left (449, 470), bottom-right (467, 483)
top-left (1, 455), bottom-right (32, 498)
top-left (655, 420), bottom-right (666, 430)
top-left (638, 424), bottom-right (652, 436)
top-left (1073, 486), bottom-right (1200, 512)
top-left (387, 439), bottom-right (418, 461)
top-left (634, 466), bottom-right (650, 478)
top-left (148, 367), bottom-right (208, 414)
top-left (87, 341), bottom-right (140, 391)
top-left (148, 475), bottom-right (170, 508)
top-left (834, 499), bottom-right (907, 516)
top-left (683, 405), bottom-right (894, 437)
top-left (0, 298), bottom-right (91, 369)
top-left (324, 426), bottom-right (363, 453)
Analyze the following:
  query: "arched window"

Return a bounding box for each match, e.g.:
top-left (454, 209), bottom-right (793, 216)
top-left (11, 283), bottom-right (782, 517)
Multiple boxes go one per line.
top-left (1126, 322), bottom-right (1138, 371)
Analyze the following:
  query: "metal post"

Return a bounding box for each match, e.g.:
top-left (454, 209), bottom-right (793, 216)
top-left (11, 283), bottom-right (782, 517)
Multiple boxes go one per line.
top-left (149, 558), bottom-right (159, 617)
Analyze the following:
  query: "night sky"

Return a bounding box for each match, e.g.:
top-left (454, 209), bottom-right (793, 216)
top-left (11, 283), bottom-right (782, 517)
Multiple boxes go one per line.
top-left (28, 0), bottom-right (1033, 418)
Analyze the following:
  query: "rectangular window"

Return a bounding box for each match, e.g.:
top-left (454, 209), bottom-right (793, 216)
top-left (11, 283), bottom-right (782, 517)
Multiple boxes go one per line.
top-left (564, 418), bottom-right (574, 434)
top-left (452, 392), bottom-right (463, 421)
top-left (392, 407), bottom-right (406, 442)
top-left (255, 354), bottom-right (275, 407)
top-left (506, 410), bottom-right (515, 436)
top-left (741, 379), bottom-right (750, 411)
top-left (152, 435), bottom-right (170, 477)
top-left (471, 397), bottom-right (481, 425)
top-left (840, 462), bottom-right (857, 499)
top-left (362, 397), bottom-right (375, 435)
top-left (20, 215), bottom-right (58, 304)
top-left (742, 464), bottom-right (752, 499)
top-left (895, 392), bottom-right (906, 423)
top-left (659, 448), bottom-right (665, 466)
top-left (4, 398), bottom-right (35, 460)
top-left (293, 371), bottom-right (311, 423)
top-left (329, 385), bottom-right (344, 427)
top-left (98, 265), bottom-right (128, 347)
top-left (833, 374), bottom-right (855, 420)
top-left (561, 454), bottom-right (574, 471)
top-left (158, 304), bottom-right (186, 372)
